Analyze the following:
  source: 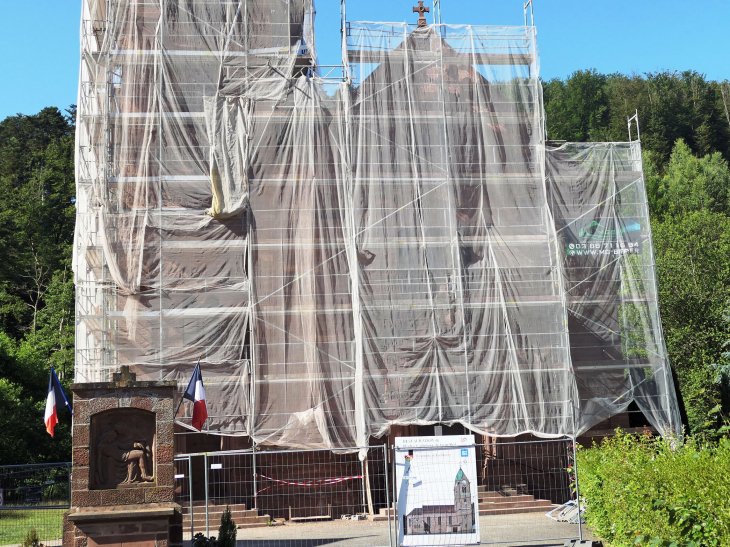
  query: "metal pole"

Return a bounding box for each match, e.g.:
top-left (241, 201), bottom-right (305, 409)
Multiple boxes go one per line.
top-left (628, 115), bottom-right (633, 142)
top-left (158, 0), bottom-right (165, 380)
top-left (628, 110), bottom-right (641, 143)
top-left (188, 456), bottom-right (194, 538)
top-left (252, 442), bottom-right (258, 510)
top-left (432, 0), bottom-right (442, 26)
top-left (204, 453), bottom-right (210, 537)
top-left (361, 457), bottom-right (366, 514)
top-left (524, 0), bottom-right (535, 26)
top-left (384, 446), bottom-right (393, 547)
top-left (392, 446), bottom-right (399, 547)
top-left (524, 1), bottom-right (527, 27)
top-left (67, 462), bottom-right (72, 508)
top-left (530, 0), bottom-right (535, 26)
top-left (572, 438), bottom-right (583, 541)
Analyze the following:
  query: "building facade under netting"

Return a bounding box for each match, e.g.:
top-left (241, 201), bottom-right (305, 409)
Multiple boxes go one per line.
top-left (74, 0), bottom-right (682, 451)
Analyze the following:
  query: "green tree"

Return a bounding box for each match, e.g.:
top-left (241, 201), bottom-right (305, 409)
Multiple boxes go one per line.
top-left (544, 69), bottom-right (609, 142)
top-left (0, 107), bottom-right (75, 337)
top-left (544, 71), bottom-right (730, 167)
top-left (658, 139), bottom-right (730, 217)
top-left (0, 107), bottom-right (75, 463)
top-left (709, 307), bottom-right (730, 429)
top-left (0, 332), bottom-right (71, 464)
top-left (218, 506), bottom-right (237, 547)
top-left (652, 211), bottom-right (730, 432)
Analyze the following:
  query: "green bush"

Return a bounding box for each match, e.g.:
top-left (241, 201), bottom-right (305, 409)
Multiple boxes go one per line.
top-left (577, 431), bottom-right (730, 547)
top-left (191, 532), bottom-right (218, 547)
top-left (22, 528), bottom-right (40, 547)
top-left (218, 506), bottom-right (237, 547)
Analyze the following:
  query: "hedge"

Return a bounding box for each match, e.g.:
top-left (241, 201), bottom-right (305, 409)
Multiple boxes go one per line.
top-left (576, 431), bottom-right (730, 547)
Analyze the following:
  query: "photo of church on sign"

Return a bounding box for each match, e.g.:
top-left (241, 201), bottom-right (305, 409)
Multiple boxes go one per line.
top-left (405, 468), bottom-right (476, 535)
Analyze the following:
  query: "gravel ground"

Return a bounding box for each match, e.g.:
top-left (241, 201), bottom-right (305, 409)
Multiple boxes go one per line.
top-left (184, 512), bottom-right (594, 547)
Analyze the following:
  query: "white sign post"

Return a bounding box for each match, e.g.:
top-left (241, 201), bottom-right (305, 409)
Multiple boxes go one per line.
top-left (395, 435), bottom-right (480, 546)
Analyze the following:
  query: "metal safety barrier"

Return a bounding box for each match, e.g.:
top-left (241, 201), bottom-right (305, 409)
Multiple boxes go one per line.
top-left (173, 438), bottom-right (583, 547)
top-left (0, 462), bottom-right (71, 547)
top-left (175, 445), bottom-right (391, 546)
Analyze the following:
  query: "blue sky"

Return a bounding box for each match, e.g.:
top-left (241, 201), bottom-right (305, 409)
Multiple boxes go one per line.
top-left (1, 0), bottom-right (728, 121)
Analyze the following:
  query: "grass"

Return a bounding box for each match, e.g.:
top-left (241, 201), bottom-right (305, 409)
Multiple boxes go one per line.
top-left (0, 508), bottom-right (65, 545)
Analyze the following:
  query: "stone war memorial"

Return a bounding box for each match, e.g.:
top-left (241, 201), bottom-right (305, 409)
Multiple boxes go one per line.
top-left (64, 366), bottom-right (182, 546)
top-left (71, 0), bottom-right (683, 544)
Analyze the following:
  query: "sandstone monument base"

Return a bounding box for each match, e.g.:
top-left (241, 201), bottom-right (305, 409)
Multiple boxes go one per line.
top-left (64, 366), bottom-right (182, 547)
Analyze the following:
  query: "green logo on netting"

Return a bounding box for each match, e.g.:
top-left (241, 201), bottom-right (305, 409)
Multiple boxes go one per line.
top-left (578, 220), bottom-right (642, 240)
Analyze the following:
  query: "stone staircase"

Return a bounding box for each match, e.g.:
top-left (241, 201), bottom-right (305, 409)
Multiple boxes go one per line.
top-left (477, 485), bottom-right (553, 515)
top-left (367, 486), bottom-right (554, 521)
top-left (183, 501), bottom-right (279, 530)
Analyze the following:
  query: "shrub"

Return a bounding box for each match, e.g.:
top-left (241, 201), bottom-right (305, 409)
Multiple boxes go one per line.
top-left (218, 506), bottom-right (237, 547)
top-left (577, 430), bottom-right (730, 547)
top-left (192, 532), bottom-right (218, 547)
top-left (22, 528), bottom-right (40, 547)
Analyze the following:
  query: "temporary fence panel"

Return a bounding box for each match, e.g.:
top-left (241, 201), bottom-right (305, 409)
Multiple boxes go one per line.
top-left (476, 439), bottom-right (582, 545)
top-left (173, 441), bottom-right (583, 546)
top-left (175, 446), bottom-right (392, 545)
top-left (74, 0), bottom-right (682, 447)
top-left (0, 463), bottom-right (71, 547)
top-left (173, 455), bottom-right (195, 539)
top-left (392, 439), bottom-right (580, 547)
top-left (394, 437), bottom-right (482, 547)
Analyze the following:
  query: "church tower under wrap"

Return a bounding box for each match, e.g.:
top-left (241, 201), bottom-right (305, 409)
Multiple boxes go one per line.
top-left (73, 0), bottom-right (683, 451)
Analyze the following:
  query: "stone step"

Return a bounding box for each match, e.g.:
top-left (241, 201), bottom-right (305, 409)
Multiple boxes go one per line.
top-left (191, 515), bottom-right (271, 527)
top-left (186, 500), bottom-right (246, 511)
top-left (184, 505), bottom-right (253, 512)
top-left (368, 501), bottom-right (553, 520)
top-left (479, 494), bottom-right (536, 503)
top-left (191, 513), bottom-right (270, 521)
top-left (188, 499), bottom-right (246, 511)
top-left (477, 486), bottom-right (524, 498)
top-left (479, 499), bottom-right (551, 510)
top-left (480, 504), bottom-right (556, 516)
top-left (183, 507), bottom-right (260, 518)
top-left (238, 521), bottom-right (282, 529)
top-left (189, 522), bottom-right (272, 531)
top-left (477, 485), bottom-right (526, 493)
top-left (191, 513), bottom-right (269, 521)
top-left (189, 512), bottom-right (265, 522)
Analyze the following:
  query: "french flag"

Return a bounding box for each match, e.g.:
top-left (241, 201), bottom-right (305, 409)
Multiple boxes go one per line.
top-left (182, 361), bottom-right (208, 431)
top-left (44, 367), bottom-right (72, 437)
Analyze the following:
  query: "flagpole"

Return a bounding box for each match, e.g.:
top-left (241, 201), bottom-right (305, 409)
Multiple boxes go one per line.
top-left (174, 392), bottom-right (185, 419)
top-left (175, 359), bottom-right (200, 419)
top-left (51, 366), bottom-right (73, 413)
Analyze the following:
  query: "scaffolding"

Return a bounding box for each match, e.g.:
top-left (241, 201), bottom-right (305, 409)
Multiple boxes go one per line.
top-left (74, 0), bottom-right (682, 449)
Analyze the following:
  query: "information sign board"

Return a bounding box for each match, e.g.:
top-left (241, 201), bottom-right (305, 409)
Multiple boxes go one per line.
top-left (395, 436), bottom-right (480, 546)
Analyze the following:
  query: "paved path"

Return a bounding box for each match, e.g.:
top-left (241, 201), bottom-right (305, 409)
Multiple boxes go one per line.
top-left (0, 512), bottom-right (594, 547)
top-left (184, 512), bottom-right (595, 547)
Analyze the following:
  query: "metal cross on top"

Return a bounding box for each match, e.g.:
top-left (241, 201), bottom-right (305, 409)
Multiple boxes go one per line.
top-left (413, 1), bottom-right (430, 27)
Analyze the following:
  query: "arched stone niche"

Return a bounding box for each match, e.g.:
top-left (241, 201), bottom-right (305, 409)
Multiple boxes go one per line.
top-left (90, 408), bottom-right (156, 490)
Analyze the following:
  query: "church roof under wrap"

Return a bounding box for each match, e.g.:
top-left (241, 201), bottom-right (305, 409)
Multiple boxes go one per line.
top-left (73, 0), bottom-right (682, 449)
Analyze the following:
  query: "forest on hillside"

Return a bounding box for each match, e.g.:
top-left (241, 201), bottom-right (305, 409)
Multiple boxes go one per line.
top-left (0, 70), bottom-right (729, 464)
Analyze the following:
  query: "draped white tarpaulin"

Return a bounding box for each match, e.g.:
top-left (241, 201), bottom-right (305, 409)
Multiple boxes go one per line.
top-left (74, 0), bottom-right (681, 449)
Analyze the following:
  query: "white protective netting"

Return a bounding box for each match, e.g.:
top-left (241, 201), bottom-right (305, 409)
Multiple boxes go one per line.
top-left (74, 0), bottom-right (681, 448)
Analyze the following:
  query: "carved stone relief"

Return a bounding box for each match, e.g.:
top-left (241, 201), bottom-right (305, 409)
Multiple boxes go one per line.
top-left (90, 408), bottom-right (156, 489)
